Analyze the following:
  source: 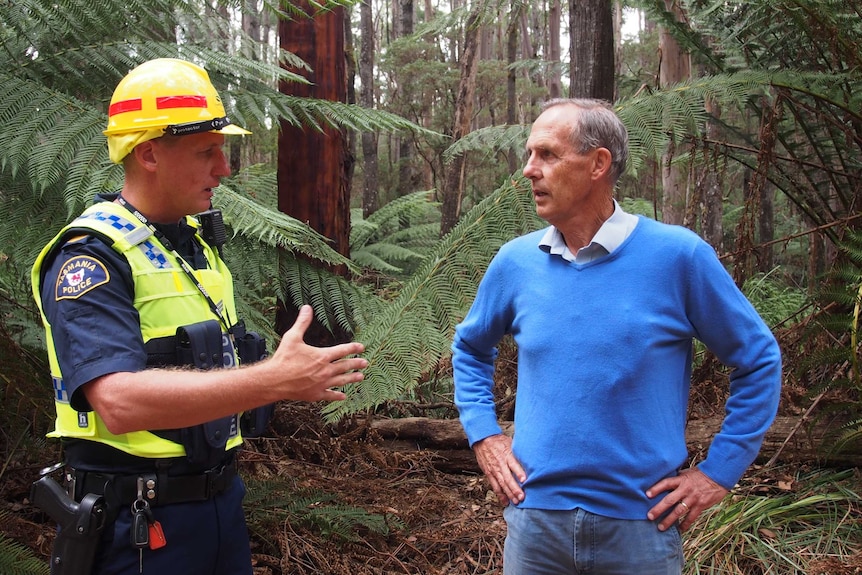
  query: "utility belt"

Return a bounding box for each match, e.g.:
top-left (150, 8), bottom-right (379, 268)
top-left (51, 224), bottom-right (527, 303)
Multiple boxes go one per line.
top-left (70, 457), bottom-right (237, 509)
top-left (31, 458), bottom-right (237, 575)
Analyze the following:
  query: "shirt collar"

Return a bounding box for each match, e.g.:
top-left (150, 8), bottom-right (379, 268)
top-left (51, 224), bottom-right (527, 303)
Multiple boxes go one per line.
top-left (539, 200), bottom-right (638, 262)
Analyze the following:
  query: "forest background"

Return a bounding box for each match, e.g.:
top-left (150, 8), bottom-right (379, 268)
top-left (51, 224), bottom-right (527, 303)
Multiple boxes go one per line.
top-left (1, 0), bottom-right (862, 573)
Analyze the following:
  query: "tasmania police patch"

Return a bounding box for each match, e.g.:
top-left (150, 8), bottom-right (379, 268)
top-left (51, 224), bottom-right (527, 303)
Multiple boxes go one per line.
top-left (55, 256), bottom-right (110, 300)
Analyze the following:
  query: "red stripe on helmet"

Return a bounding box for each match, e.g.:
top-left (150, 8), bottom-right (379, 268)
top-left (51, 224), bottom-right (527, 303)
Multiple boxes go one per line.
top-left (108, 98), bottom-right (143, 117)
top-left (156, 95), bottom-right (208, 109)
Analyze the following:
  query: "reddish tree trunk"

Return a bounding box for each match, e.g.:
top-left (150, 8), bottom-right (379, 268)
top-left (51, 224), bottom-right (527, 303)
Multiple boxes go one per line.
top-left (277, 2), bottom-right (350, 255)
top-left (276, 2), bottom-right (351, 342)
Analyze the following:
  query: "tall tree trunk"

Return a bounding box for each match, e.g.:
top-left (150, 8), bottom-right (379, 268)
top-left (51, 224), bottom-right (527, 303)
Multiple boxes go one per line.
top-left (391, 0), bottom-right (401, 41)
top-left (613, 0), bottom-right (622, 101)
top-left (440, 7), bottom-right (481, 235)
top-left (276, 1), bottom-right (351, 342)
top-left (701, 101), bottom-right (723, 251)
top-left (659, 0), bottom-right (691, 225)
top-left (808, 232), bottom-right (825, 294)
top-left (519, 7), bottom-right (543, 104)
top-left (234, 1), bottom-right (265, 170)
top-left (568, 0), bottom-right (615, 100)
top-left (759, 183), bottom-right (775, 272)
top-left (345, 7), bottom-right (357, 189)
top-left (397, 0), bottom-right (418, 196)
top-left (360, 0), bottom-right (380, 217)
top-left (506, 1), bottom-right (524, 174)
top-left (735, 96), bottom-right (781, 284)
top-left (548, 0), bottom-right (562, 98)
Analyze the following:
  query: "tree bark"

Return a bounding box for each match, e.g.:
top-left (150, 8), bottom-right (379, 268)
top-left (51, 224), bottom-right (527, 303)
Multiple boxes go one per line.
top-left (568, 0), bottom-right (615, 100)
top-left (659, 0), bottom-right (691, 226)
top-left (440, 7), bottom-right (481, 235)
top-left (613, 0), bottom-right (622, 101)
top-left (397, 0), bottom-right (418, 196)
top-left (759, 182), bottom-right (775, 272)
top-left (548, 0), bottom-right (562, 98)
top-left (359, 0), bottom-right (380, 217)
top-left (276, 1), bottom-right (351, 343)
top-left (277, 2), bottom-right (350, 255)
top-left (701, 100), bottom-right (723, 250)
top-left (506, 1), bottom-right (524, 174)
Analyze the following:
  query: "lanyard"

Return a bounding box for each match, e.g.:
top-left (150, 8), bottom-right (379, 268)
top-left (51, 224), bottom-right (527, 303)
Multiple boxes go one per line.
top-left (116, 196), bottom-right (233, 331)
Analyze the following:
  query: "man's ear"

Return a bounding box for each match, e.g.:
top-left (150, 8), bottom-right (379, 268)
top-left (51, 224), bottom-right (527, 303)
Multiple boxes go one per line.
top-left (592, 147), bottom-right (613, 180)
top-left (131, 141), bottom-right (159, 172)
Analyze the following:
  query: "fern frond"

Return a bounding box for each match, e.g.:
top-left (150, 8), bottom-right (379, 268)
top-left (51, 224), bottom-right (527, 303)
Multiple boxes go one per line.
top-left (0, 526), bottom-right (49, 575)
top-left (276, 95), bottom-right (441, 137)
top-left (828, 418), bottom-right (862, 459)
top-left (350, 191), bottom-right (439, 250)
top-left (215, 178), bottom-right (354, 271)
top-left (324, 175), bottom-right (542, 421)
top-left (349, 191), bottom-right (440, 275)
top-left (243, 479), bottom-right (400, 543)
top-left (443, 124), bottom-right (529, 164)
top-left (216, 172), bottom-right (381, 336)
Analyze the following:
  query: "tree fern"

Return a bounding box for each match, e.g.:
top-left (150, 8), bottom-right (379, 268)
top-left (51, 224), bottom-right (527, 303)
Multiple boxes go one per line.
top-left (323, 175), bottom-right (542, 421)
top-left (0, 527), bottom-right (49, 575)
top-left (350, 190), bottom-right (441, 276)
top-left (639, 0), bottom-right (862, 243)
top-left (792, 229), bottom-right (862, 458)
top-left (243, 479), bottom-right (400, 545)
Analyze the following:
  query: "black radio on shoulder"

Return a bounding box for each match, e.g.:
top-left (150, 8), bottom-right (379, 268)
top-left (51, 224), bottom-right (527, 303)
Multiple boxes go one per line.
top-left (197, 209), bottom-right (226, 255)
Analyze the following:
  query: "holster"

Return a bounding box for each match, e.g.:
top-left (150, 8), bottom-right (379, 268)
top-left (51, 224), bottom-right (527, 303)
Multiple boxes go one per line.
top-left (30, 473), bottom-right (106, 575)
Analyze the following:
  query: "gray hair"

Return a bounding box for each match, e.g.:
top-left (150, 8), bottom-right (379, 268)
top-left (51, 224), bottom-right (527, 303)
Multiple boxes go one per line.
top-left (541, 98), bottom-right (629, 184)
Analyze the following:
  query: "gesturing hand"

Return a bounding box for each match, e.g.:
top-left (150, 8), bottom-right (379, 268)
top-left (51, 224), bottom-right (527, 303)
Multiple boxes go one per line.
top-left (268, 305), bottom-right (368, 402)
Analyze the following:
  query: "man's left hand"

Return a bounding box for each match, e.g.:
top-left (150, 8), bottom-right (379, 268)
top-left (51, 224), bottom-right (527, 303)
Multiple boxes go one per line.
top-left (646, 467), bottom-right (728, 532)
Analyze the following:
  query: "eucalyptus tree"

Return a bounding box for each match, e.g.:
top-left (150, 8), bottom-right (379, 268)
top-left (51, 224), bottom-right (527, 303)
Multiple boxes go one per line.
top-left (569, 0), bottom-right (615, 100)
top-left (656, 0), bottom-right (692, 226)
top-left (359, 0), bottom-right (381, 217)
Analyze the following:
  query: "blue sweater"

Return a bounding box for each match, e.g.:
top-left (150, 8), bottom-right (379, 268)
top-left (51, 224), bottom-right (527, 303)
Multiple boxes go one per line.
top-left (452, 216), bottom-right (781, 519)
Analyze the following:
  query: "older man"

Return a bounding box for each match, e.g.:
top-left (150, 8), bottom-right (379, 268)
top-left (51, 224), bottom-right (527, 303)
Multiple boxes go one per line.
top-left (452, 98), bottom-right (781, 575)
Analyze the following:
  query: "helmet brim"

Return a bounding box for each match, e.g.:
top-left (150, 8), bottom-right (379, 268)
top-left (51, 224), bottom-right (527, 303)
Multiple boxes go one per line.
top-left (215, 124), bottom-right (252, 136)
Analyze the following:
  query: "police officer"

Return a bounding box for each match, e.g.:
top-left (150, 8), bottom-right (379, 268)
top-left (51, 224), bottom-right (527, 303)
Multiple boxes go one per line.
top-left (31, 58), bottom-right (368, 574)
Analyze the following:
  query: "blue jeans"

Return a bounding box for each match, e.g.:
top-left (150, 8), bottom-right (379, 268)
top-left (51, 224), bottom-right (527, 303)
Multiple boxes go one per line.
top-left (503, 506), bottom-right (683, 575)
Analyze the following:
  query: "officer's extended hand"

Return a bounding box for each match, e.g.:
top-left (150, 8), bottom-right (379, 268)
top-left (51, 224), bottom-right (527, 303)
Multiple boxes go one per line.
top-left (473, 434), bottom-right (526, 506)
top-left (267, 305), bottom-right (367, 402)
top-left (646, 467), bottom-right (728, 532)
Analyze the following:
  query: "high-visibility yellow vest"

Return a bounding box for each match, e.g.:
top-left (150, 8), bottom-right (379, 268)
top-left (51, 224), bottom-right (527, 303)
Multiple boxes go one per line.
top-left (31, 201), bottom-right (243, 459)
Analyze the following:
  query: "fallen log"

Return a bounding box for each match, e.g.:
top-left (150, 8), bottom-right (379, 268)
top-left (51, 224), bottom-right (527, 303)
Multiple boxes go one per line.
top-left (365, 415), bottom-right (861, 473)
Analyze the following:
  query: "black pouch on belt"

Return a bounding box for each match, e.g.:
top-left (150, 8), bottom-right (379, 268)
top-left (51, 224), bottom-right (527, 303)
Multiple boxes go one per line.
top-left (231, 320), bottom-right (274, 437)
top-left (160, 320), bottom-right (235, 464)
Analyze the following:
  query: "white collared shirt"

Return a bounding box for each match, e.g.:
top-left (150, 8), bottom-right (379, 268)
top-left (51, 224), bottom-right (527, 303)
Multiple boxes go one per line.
top-left (539, 200), bottom-right (639, 263)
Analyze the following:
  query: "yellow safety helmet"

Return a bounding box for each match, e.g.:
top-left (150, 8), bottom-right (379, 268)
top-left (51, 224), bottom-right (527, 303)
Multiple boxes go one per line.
top-left (104, 58), bottom-right (250, 163)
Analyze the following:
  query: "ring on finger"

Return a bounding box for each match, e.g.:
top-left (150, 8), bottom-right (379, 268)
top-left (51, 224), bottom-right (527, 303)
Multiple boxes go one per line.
top-left (678, 500), bottom-right (689, 517)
